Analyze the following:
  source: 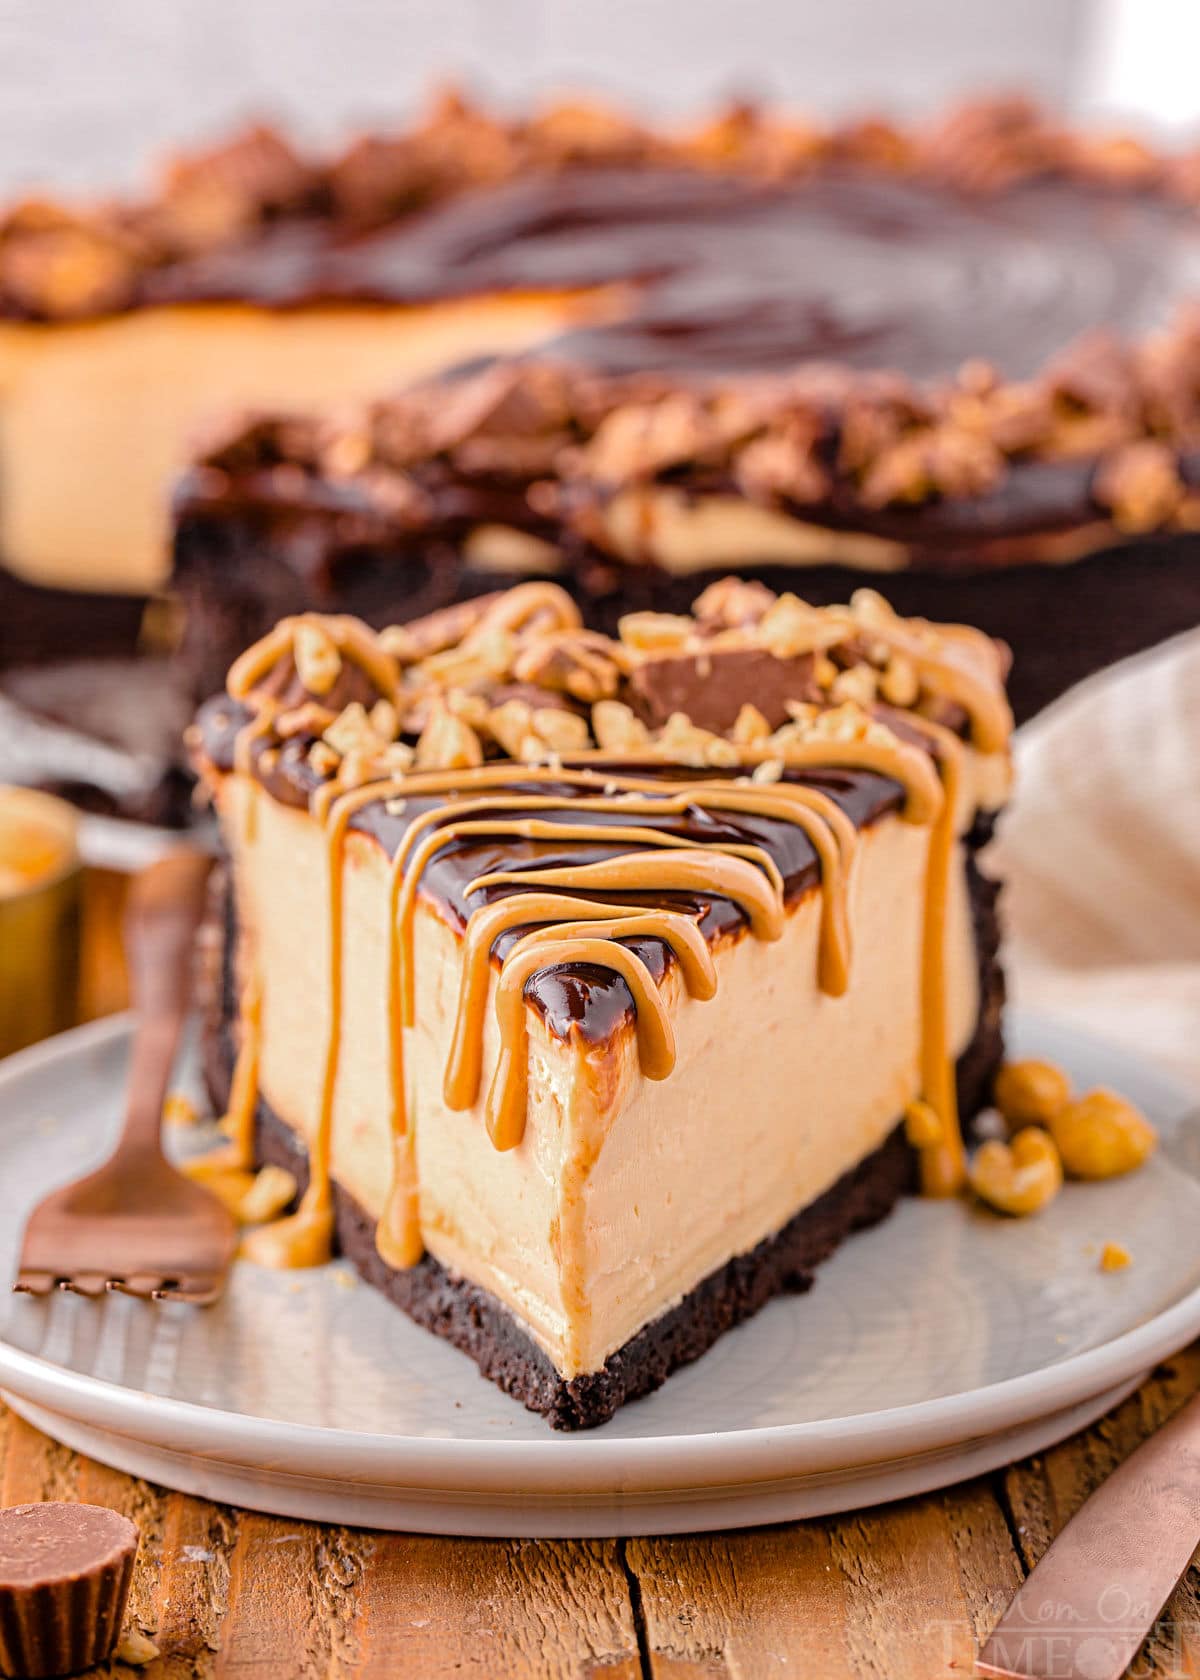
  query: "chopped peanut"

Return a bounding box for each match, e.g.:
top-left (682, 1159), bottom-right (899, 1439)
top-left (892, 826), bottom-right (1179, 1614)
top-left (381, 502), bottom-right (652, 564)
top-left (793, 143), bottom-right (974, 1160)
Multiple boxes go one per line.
top-left (115, 1629), bottom-right (161, 1666)
top-left (369, 698), bottom-right (399, 741)
top-left (238, 1165), bottom-right (298, 1225)
top-left (377, 624), bottom-right (420, 663)
top-left (849, 587), bottom-right (899, 627)
top-left (293, 622), bottom-right (342, 696)
top-left (486, 699), bottom-right (535, 760)
top-left (530, 707), bottom-right (590, 754)
top-left (307, 741), bottom-right (340, 777)
top-left (511, 628), bottom-right (622, 702)
top-left (445, 688), bottom-right (490, 730)
top-left (276, 700), bottom-right (337, 739)
top-left (993, 1058), bottom-right (1072, 1129)
top-left (591, 700), bottom-right (650, 752)
top-left (1093, 440), bottom-right (1184, 534)
top-left (657, 711), bottom-right (739, 768)
top-left (1049, 1089), bottom-right (1158, 1180)
top-left (415, 704), bottom-right (484, 771)
top-left (323, 701), bottom-right (376, 756)
top-left (487, 699), bottom-right (589, 761)
top-left (618, 611), bottom-right (695, 652)
top-left (829, 664), bottom-right (878, 707)
top-left (756, 592), bottom-right (844, 658)
top-left (692, 576), bottom-right (774, 628)
top-left (969, 1127), bottom-right (1063, 1216)
top-left (879, 655), bottom-right (920, 708)
top-left (732, 703), bottom-right (771, 745)
top-left (162, 1092), bottom-right (199, 1129)
top-left (904, 1098), bottom-right (943, 1149)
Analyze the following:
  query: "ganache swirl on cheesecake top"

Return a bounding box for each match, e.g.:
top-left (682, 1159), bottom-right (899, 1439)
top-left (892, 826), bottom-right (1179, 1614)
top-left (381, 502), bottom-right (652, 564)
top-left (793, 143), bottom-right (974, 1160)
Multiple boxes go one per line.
top-left (5, 89), bottom-right (1200, 359)
top-left (189, 577), bottom-right (1012, 1274)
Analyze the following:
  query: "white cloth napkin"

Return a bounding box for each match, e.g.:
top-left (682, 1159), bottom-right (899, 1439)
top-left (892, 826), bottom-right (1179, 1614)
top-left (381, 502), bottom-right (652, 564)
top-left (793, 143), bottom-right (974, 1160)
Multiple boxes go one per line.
top-left (992, 628), bottom-right (1200, 1092)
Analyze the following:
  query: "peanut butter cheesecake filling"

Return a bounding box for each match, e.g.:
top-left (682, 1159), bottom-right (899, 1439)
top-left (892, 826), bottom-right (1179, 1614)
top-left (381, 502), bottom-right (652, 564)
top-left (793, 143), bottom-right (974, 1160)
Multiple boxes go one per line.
top-left (192, 579), bottom-right (1011, 1290)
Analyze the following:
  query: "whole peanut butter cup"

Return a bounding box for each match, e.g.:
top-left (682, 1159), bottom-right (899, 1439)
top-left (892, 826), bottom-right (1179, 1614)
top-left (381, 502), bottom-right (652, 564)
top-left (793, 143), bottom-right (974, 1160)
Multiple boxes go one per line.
top-left (0, 1502), bottom-right (138, 1678)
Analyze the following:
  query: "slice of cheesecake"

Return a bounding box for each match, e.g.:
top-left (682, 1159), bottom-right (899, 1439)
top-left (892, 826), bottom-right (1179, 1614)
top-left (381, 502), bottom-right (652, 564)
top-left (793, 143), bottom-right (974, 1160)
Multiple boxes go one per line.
top-left (192, 578), bottom-right (1010, 1427)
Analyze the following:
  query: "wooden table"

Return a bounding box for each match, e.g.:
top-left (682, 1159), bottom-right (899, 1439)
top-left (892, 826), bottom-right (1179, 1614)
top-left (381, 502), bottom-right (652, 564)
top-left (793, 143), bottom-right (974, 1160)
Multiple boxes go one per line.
top-left (5, 1358), bottom-right (1200, 1679)
top-left (11, 870), bottom-right (1193, 1678)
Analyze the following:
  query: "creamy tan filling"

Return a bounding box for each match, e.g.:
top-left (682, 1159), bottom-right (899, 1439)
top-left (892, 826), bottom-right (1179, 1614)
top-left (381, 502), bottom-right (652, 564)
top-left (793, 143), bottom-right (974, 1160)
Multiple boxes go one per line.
top-left (596, 487), bottom-right (911, 574)
top-left (0, 291), bottom-right (607, 595)
top-left (568, 486), bottom-right (1122, 576)
top-left (223, 775), bottom-right (979, 1378)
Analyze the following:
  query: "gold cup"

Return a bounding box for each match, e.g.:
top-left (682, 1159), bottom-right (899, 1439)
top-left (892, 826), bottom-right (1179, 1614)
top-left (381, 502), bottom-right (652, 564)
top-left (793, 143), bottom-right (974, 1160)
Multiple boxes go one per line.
top-left (0, 786), bottom-right (82, 1058)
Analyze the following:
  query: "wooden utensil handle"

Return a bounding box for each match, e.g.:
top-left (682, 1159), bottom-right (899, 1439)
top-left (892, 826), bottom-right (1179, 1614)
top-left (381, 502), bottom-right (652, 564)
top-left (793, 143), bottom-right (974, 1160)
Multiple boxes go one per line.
top-left (979, 1385), bottom-right (1200, 1679)
top-left (119, 851), bottom-right (213, 1154)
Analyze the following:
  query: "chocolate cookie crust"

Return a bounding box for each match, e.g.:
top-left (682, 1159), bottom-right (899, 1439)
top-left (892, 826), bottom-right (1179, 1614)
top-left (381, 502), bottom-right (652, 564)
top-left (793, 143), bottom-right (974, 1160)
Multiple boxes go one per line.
top-left (253, 1097), bottom-right (916, 1430)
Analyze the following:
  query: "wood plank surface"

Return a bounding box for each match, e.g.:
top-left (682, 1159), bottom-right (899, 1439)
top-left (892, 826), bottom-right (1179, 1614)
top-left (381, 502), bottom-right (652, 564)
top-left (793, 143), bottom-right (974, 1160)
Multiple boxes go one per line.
top-left (1, 1358), bottom-right (1199, 1678)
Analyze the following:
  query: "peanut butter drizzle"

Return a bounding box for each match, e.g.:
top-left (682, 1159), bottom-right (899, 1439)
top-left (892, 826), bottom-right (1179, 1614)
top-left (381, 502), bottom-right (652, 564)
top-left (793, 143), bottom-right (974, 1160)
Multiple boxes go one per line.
top-left (316, 779), bottom-right (425, 1270)
top-left (232, 703), bottom-right (278, 780)
top-left (444, 891), bottom-right (716, 1116)
top-left (393, 812), bottom-right (784, 1020)
top-left (906, 716), bottom-right (969, 1197)
top-left (371, 759), bottom-right (882, 1170)
top-left (489, 933), bottom-right (678, 1151)
top-left (813, 598), bottom-right (1013, 753)
top-left (227, 612), bottom-right (401, 704)
top-left (223, 972), bottom-right (262, 1167)
top-left (461, 581), bottom-right (582, 638)
top-left (181, 972), bottom-right (262, 1194)
top-left (461, 844), bottom-right (783, 1148)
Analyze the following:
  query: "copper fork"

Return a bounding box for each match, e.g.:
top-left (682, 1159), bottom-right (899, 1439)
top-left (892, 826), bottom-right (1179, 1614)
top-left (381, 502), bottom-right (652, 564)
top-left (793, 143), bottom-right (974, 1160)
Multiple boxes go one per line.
top-left (13, 849), bottom-right (237, 1305)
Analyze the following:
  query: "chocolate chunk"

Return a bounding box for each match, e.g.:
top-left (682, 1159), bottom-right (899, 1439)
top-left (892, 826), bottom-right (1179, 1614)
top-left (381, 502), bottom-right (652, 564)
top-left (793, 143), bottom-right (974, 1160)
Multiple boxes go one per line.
top-left (0, 1502), bottom-right (138, 1678)
top-left (628, 646), bottom-right (819, 733)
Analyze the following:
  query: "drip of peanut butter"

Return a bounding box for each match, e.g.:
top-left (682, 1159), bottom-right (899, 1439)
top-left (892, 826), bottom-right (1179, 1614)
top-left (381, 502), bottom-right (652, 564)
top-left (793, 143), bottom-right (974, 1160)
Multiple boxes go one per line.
top-left (905, 716), bottom-right (968, 1196)
top-left (223, 971), bottom-right (262, 1167)
top-left (181, 972), bottom-right (261, 1196)
top-left (227, 613), bottom-right (400, 705)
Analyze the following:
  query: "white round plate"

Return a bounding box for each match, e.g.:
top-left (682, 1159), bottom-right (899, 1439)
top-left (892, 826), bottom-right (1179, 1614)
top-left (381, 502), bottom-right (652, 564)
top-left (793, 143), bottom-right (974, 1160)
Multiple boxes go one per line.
top-left (0, 1011), bottom-right (1195, 1536)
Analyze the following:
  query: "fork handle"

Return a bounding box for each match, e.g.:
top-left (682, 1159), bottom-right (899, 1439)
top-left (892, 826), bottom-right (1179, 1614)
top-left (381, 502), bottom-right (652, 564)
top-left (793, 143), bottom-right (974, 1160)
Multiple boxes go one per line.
top-left (118, 850), bottom-right (214, 1156)
top-left (978, 1385), bottom-right (1200, 1679)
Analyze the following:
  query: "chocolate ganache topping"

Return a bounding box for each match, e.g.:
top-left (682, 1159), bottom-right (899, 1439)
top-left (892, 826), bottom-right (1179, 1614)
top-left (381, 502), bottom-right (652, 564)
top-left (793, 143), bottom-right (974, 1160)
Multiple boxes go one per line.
top-left (3, 90), bottom-right (1198, 348)
top-left (191, 578), bottom-right (1012, 1274)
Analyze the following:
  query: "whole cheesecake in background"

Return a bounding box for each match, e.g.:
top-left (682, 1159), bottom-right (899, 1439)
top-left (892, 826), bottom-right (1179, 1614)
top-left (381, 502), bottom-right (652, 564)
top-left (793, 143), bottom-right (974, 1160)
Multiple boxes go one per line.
top-left (3, 91), bottom-right (1198, 818)
top-left (191, 577), bottom-right (1011, 1426)
top-left (167, 93), bottom-right (1200, 723)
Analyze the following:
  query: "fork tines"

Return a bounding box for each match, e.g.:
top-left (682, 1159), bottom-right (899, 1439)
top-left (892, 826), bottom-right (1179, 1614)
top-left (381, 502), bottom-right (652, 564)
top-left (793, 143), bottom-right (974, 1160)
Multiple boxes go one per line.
top-left (14, 1270), bottom-right (224, 1305)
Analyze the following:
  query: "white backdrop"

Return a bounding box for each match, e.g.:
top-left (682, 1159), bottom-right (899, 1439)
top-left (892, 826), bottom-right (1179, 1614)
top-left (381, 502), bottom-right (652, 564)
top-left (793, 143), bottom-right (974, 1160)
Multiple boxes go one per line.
top-left (0, 0), bottom-right (1088, 195)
